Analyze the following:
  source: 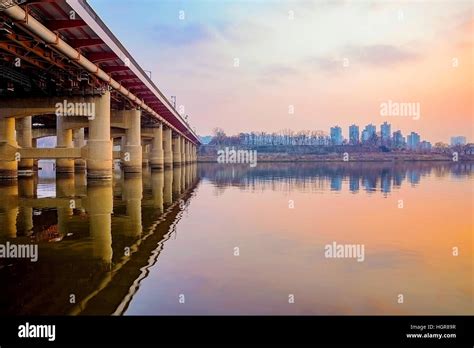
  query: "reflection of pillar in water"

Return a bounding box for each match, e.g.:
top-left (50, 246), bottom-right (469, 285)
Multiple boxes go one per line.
top-left (74, 172), bottom-right (87, 197)
top-left (56, 174), bottom-right (75, 198)
top-left (151, 170), bottom-right (164, 213)
top-left (164, 167), bottom-right (173, 205)
top-left (86, 181), bottom-right (113, 264)
top-left (191, 163), bottom-right (198, 185)
top-left (73, 128), bottom-right (86, 173)
top-left (17, 178), bottom-right (34, 236)
top-left (123, 175), bottom-right (143, 237)
top-left (181, 164), bottom-right (186, 192)
top-left (56, 174), bottom-right (75, 236)
top-left (0, 183), bottom-right (18, 238)
top-left (173, 165), bottom-right (182, 196)
top-left (186, 163), bottom-right (191, 189)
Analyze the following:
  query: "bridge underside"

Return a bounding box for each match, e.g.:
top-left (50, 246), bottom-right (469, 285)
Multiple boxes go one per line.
top-left (0, 93), bottom-right (198, 180)
top-left (0, 1), bottom-right (200, 181)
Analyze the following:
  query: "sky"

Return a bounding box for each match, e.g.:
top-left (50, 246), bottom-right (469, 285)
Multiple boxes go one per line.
top-left (89, 0), bottom-right (473, 143)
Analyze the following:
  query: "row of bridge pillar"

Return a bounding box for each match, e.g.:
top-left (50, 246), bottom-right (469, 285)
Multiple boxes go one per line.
top-left (0, 91), bottom-right (198, 181)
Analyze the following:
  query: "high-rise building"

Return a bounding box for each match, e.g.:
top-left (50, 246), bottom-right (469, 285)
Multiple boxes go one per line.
top-left (450, 136), bottom-right (466, 146)
top-left (420, 141), bottom-right (432, 151)
top-left (349, 124), bottom-right (359, 145)
top-left (407, 132), bottom-right (420, 150)
top-left (380, 122), bottom-right (391, 144)
top-left (392, 130), bottom-right (405, 148)
top-left (330, 126), bottom-right (343, 145)
top-left (361, 124), bottom-right (376, 143)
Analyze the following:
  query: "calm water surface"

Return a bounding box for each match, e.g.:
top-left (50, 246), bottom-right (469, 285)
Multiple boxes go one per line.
top-left (0, 162), bottom-right (472, 315)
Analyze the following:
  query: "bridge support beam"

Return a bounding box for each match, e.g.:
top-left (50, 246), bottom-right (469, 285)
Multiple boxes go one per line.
top-left (73, 128), bottom-right (86, 172)
top-left (16, 116), bottom-right (34, 176)
top-left (32, 138), bottom-right (38, 171)
top-left (172, 135), bottom-right (182, 166)
top-left (150, 124), bottom-right (164, 170)
top-left (122, 109), bottom-right (142, 173)
top-left (186, 141), bottom-right (191, 164)
top-left (56, 115), bottom-right (75, 174)
top-left (87, 91), bottom-right (112, 180)
top-left (0, 117), bottom-right (18, 179)
top-left (163, 127), bottom-right (173, 168)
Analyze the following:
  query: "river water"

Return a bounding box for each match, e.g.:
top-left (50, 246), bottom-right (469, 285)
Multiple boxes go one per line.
top-left (0, 161), bottom-right (472, 315)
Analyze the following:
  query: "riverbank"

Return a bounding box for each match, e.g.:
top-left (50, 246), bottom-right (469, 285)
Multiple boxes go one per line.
top-left (198, 152), bottom-right (473, 163)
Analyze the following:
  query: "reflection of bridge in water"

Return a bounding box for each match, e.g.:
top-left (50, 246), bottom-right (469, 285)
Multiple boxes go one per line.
top-left (0, 164), bottom-right (198, 315)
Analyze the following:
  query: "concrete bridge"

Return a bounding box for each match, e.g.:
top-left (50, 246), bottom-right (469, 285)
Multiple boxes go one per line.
top-left (0, 0), bottom-right (200, 180)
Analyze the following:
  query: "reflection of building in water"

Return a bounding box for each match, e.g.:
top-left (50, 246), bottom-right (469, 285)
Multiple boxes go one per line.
top-left (330, 175), bottom-right (342, 191)
top-left (381, 171), bottom-right (392, 194)
top-left (349, 175), bottom-right (360, 193)
top-left (408, 170), bottom-right (421, 185)
top-left (198, 162), bottom-right (467, 195)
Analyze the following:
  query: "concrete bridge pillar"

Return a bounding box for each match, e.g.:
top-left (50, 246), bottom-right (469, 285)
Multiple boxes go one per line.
top-left (87, 91), bottom-right (112, 180)
top-left (173, 135), bottom-right (182, 166)
top-left (163, 127), bottom-right (173, 168)
top-left (189, 144), bottom-right (194, 162)
top-left (16, 116), bottom-right (33, 176)
top-left (0, 117), bottom-right (18, 179)
top-left (150, 124), bottom-right (164, 170)
top-left (32, 138), bottom-right (38, 171)
top-left (73, 128), bottom-right (86, 172)
top-left (187, 143), bottom-right (191, 163)
top-left (122, 109), bottom-right (142, 173)
top-left (184, 140), bottom-right (188, 164)
top-left (56, 115), bottom-right (74, 174)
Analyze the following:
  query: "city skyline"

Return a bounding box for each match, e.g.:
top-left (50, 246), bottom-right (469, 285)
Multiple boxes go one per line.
top-left (90, 0), bottom-right (473, 143)
top-left (205, 120), bottom-right (469, 146)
